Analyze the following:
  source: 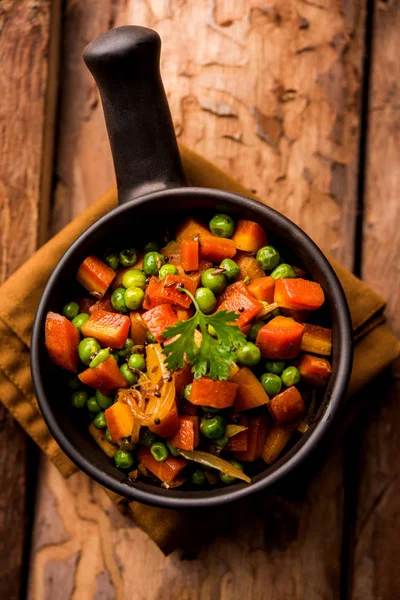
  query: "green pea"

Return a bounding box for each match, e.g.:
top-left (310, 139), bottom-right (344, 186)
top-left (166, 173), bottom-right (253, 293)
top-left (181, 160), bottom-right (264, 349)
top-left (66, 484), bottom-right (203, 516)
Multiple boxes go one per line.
top-left (89, 348), bottom-right (110, 368)
top-left (111, 287), bottom-right (128, 313)
top-left (87, 397), bottom-right (101, 414)
top-left (200, 415), bottom-right (226, 439)
top-left (215, 435), bottom-right (229, 448)
top-left (95, 390), bottom-right (113, 410)
top-left (144, 241), bottom-right (160, 253)
top-left (260, 373), bottom-right (282, 397)
top-left (207, 324), bottom-right (217, 337)
top-left (128, 353), bottom-right (146, 371)
top-left (105, 252), bottom-right (119, 270)
top-left (151, 442), bottom-right (169, 462)
top-left (114, 449), bottom-right (135, 470)
top-left (146, 331), bottom-right (156, 343)
top-left (62, 301), bottom-right (80, 320)
top-left (265, 360), bottom-right (286, 375)
top-left (248, 321), bottom-right (264, 342)
top-left (270, 264), bottom-right (297, 280)
top-left (124, 286), bottom-right (144, 310)
top-left (71, 390), bottom-right (88, 409)
top-left (220, 460), bottom-right (244, 485)
top-left (122, 268), bottom-right (146, 290)
top-left (201, 268), bottom-right (227, 294)
top-left (235, 342), bottom-right (261, 366)
top-left (105, 428), bottom-right (116, 444)
top-left (119, 248), bottom-right (138, 267)
top-left (195, 288), bottom-right (216, 314)
top-left (143, 252), bottom-right (165, 275)
top-left (120, 363), bottom-right (138, 386)
top-left (140, 428), bottom-right (157, 447)
top-left (166, 440), bottom-right (180, 457)
top-left (93, 411), bottom-right (107, 429)
top-left (220, 258), bottom-right (240, 280)
top-left (72, 313), bottom-right (89, 331)
top-left (281, 366), bottom-right (300, 388)
top-left (159, 264), bottom-right (179, 280)
top-left (183, 384), bottom-right (192, 400)
top-left (209, 214), bottom-right (235, 238)
top-left (201, 406), bottom-right (220, 414)
top-left (67, 375), bottom-right (81, 390)
top-left (116, 338), bottom-right (134, 357)
top-left (191, 469), bottom-right (206, 485)
top-left (78, 337), bottom-right (101, 365)
top-left (256, 246), bottom-right (280, 271)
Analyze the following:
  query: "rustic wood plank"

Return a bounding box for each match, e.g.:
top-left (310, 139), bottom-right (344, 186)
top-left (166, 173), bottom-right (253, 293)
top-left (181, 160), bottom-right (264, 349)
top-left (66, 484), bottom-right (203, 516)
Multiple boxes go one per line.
top-left (352, 1), bottom-right (400, 597)
top-left (0, 1), bottom-right (60, 597)
top-left (31, 0), bottom-right (366, 597)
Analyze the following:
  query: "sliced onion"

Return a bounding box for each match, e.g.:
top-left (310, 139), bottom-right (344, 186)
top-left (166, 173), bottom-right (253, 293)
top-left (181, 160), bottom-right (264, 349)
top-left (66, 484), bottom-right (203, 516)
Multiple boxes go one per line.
top-left (257, 302), bottom-right (280, 319)
top-left (225, 424), bottom-right (248, 438)
top-left (177, 449), bottom-right (251, 483)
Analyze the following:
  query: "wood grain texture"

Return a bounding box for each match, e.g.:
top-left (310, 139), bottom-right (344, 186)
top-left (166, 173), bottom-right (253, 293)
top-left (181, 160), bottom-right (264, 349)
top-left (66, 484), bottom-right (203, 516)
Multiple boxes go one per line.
top-left (352, 1), bottom-right (400, 597)
top-left (0, 1), bottom-right (60, 596)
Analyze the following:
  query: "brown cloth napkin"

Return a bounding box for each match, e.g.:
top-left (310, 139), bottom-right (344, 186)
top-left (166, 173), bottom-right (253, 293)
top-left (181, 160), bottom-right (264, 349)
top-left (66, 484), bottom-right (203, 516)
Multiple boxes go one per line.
top-left (0, 146), bottom-right (399, 552)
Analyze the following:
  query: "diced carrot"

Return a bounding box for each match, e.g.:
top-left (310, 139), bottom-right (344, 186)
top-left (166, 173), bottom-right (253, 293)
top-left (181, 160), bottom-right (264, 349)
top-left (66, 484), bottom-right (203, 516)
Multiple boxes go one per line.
top-left (181, 239), bottom-right (199, 272)
top-left (76, 255), bottom-right (116, 298)
top-left (232, 220), bottom-right (268, 253)
top-left (148, 401), bottom-right (180, 438)
top-left (234, 415), bottom-right (268, 462)
top-left (78, 356), bottom-right (127, 395)
top-left (174, 364), bottom-right (193, 397)
top-left (111, 267), bottom-right (130, 291)
top-left (78, 297), bottom-right (96, 313)
top-left (300, 324), bottom-right (332, 356)
top-left (179, 399), bottom-right (198, 416)
top-left (81, 310), bottom-right (130, 349)
top-left (217, 281), bottom-right (245, 305)
top-left (176, 217), bottom-right (210, 241)
top-left (256, 316), bottom-right (305, 359)
top-left (297, 353), bottom-right (332, 387)
top-left (217, 283), bottom-right (263, 328)
top-left (169, 415), bottom-right (200, 450)
top-left (189, 377), bottom-right (238, 409)
top-left (248, 276), bottom-right (275, 303)
top-left (262, 426), bottom-right (293, 464)
top-left (230, 367), bottom-right (269, 411)
top-left (142, 304), bottom-right (179, 342)
top-left (45, 312), bottom-right (80, 373)
top-left (226, 415), bottom-right (248, 452)
top-left (129, 311), bottom-right (148, 344)
top-left (143, 276), bottom-right (162, 310)
top-left (89, 294), bottom-right (115, 314)
top-left (235, 252), bottom-right (265, 281)
top-left (199, 236), bottom-right (236, 263)
top-left (274, 278), bottom-right (325, 311)
top-left (157, 274), bottom-right (198, 309)
top-left (105, 402), bottom-right (134, 441)
top-left (176, 308), bottom-right (194, 321)
top-left (137, 446), bottom-right (187, 483)
top-left (267, 386), bottom-right (305, 425)
top-left (161, 241), bottom-right (182, 267)
top-left (281, 308), bottom-right (310, 323)
top-left (183, 260), bottom-right (213, 287)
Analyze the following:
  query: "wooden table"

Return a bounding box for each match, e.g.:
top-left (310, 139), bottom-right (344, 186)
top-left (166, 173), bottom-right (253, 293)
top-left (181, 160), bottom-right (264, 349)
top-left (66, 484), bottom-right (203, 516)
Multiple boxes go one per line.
top-left (1, 1), bottom-right (399, 598)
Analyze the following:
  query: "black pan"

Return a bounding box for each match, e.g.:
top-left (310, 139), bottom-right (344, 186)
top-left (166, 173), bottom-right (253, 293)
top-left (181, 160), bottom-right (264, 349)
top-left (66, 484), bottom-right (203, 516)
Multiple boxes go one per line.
top-left (31, 26), bottom-right (353, 509)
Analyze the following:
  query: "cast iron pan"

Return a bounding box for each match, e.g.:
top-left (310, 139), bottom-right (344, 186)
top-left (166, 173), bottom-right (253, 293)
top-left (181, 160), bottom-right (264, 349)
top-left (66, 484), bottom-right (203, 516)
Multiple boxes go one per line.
top-left (31, 26), bottom-right (353, 509)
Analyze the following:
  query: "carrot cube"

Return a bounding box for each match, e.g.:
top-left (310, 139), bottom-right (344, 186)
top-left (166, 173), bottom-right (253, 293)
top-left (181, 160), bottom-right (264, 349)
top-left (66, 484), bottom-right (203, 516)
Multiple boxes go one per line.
top-left (199, 236), bottom-right (236, 263)
top-left (233, 415), bottom-right (269, 462)
top-left (230, 367), bottom-right (269, 411)
top-left (76, 255), bottom-right (116, 298)
top-left (262, 426), bottom-right (293, 464)
top-left (281, 308), bottom-right (310, 323)
top-left (300, 324), bottom-right (332, 356)
top-left (161, 241), bottom-right (182, 267)
top-left (217, 282), bottom-right (263, 328)
top-left (297, 353), bottom-right (332, 387)
top-left (129, 310), bottom-right (148, 345)
top-left (137, 446), bottom-right (187, 483)
top-left (181, 239), bottom-right (199, 271)
top-left (157, 274), bottom-right (198, 309)
top-left (183, 260), bottom-right (213, 287)
top-left (274, 278), bottom-right (325, 311)
top-left (226, 415), bottom-right (248, 452)
top-left (248, 276), bottom-right (275, 303)
top-left (143, 276), bottom-right (162, 310)
top-left (81, 310), bottom-right (130, 349)
top-left (256, 316), bottom-right (305, 359)
top-left (78, 356), bottom-right (127, 395)
top-left (105, 402), bottom-right (134, 441)
top-left (235, 252), bottom-right (265, 281)
top-left (169, 415), bottom-right (200, 450)
top-left (89, 294), bottom-right (115, 314)
top-left (176, 217), bottom-right (210, 241)
top-left (148, 401), bottom-right (180, 438)
top-left (174, 364), bottom-right (193, 397)
top-left (45, 312), bottom-right (80, 373)
top-left (232, 220), bottom-right (268, 253)
top-left (78, 297), bottom-right (96, 314)
top-left (189, 377), bottom-right (238, 409)
top-left (142, 304), bottom-right (179, 342)
top-left (268, 386), bottom-right (305, 425)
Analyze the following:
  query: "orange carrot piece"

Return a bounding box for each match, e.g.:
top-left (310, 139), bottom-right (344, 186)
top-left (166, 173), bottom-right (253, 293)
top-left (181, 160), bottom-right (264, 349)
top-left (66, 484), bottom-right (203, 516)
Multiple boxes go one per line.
top-left (129, 311), bottom-right (148, 344)
top-left (161, 241), bottom-right (182, 267)
top-left (181, 239), bottom-right (199, 271)
top-left (89, 294), bottom-right (115, 314)
top-left (189, 377), bottom-right (238, 409)
top-left (232, 220), bottom-right (268, 253)
top-left (157, 274), bottom-right (198, 309)
top-left (300, 324), bottom-right (332, 356)
top-left (268, 386), bottom-right (305, 425)
top-left (174, 364), bottom-right (193, 397)
top-left (76, 255), bottom-right (116, 298)
top-left (217, 283), bottom-right (263, 328)
top-left (235, 252), bottom-right (265, 281)
top-left (230, 367), bottom-right (269, 411)
top-left (143, 276), bottom-right (162, 310)
top-left (138, 446), bottom-right (187, 483)
top-left (199, 236), bottom-right (236, 262)
top-left (234, 415), bottom-right (269, 462)
top-left (248, 276), bottom-right (275, 303)
top-left (79, 356), bottom-right (127, 395)
top-left (169, 415), bottom-right (200, 450)
top-left (256, 316), bottom-right (305, 359)
top-left (176, 217), bottom-right (210, 241)
top-left (45, 312), bottom-right (80, 373)
top-left (226, 415), bottom-right (248, 452)
top-left (182, 260), bottom-right (213, 286)
top-left (262, 426), bottom-right (293, 464)
top-left (149, 401), bottom-right (180, 438)
top-left (176, 308), bottom-right (194, 321)
top-left (274, 278), bottom-right (325, 311)
top-left (105, 402), bottom-right (134, 441)
top-left (81, 310), bottom-right (130, 349)
top-left (297, 353), bottom-right (332, 387)
top-left (141, 304), bottom-right (179, 342)
top-left (78, 297), bottom-right (96, 314)
top-left (281, 308), bottom-right (310, 323)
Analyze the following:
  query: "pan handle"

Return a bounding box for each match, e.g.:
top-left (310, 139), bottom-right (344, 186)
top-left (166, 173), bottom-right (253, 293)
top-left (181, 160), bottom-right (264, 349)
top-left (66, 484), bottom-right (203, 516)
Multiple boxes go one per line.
top-left (83, 26), bottom-right (187, 205)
